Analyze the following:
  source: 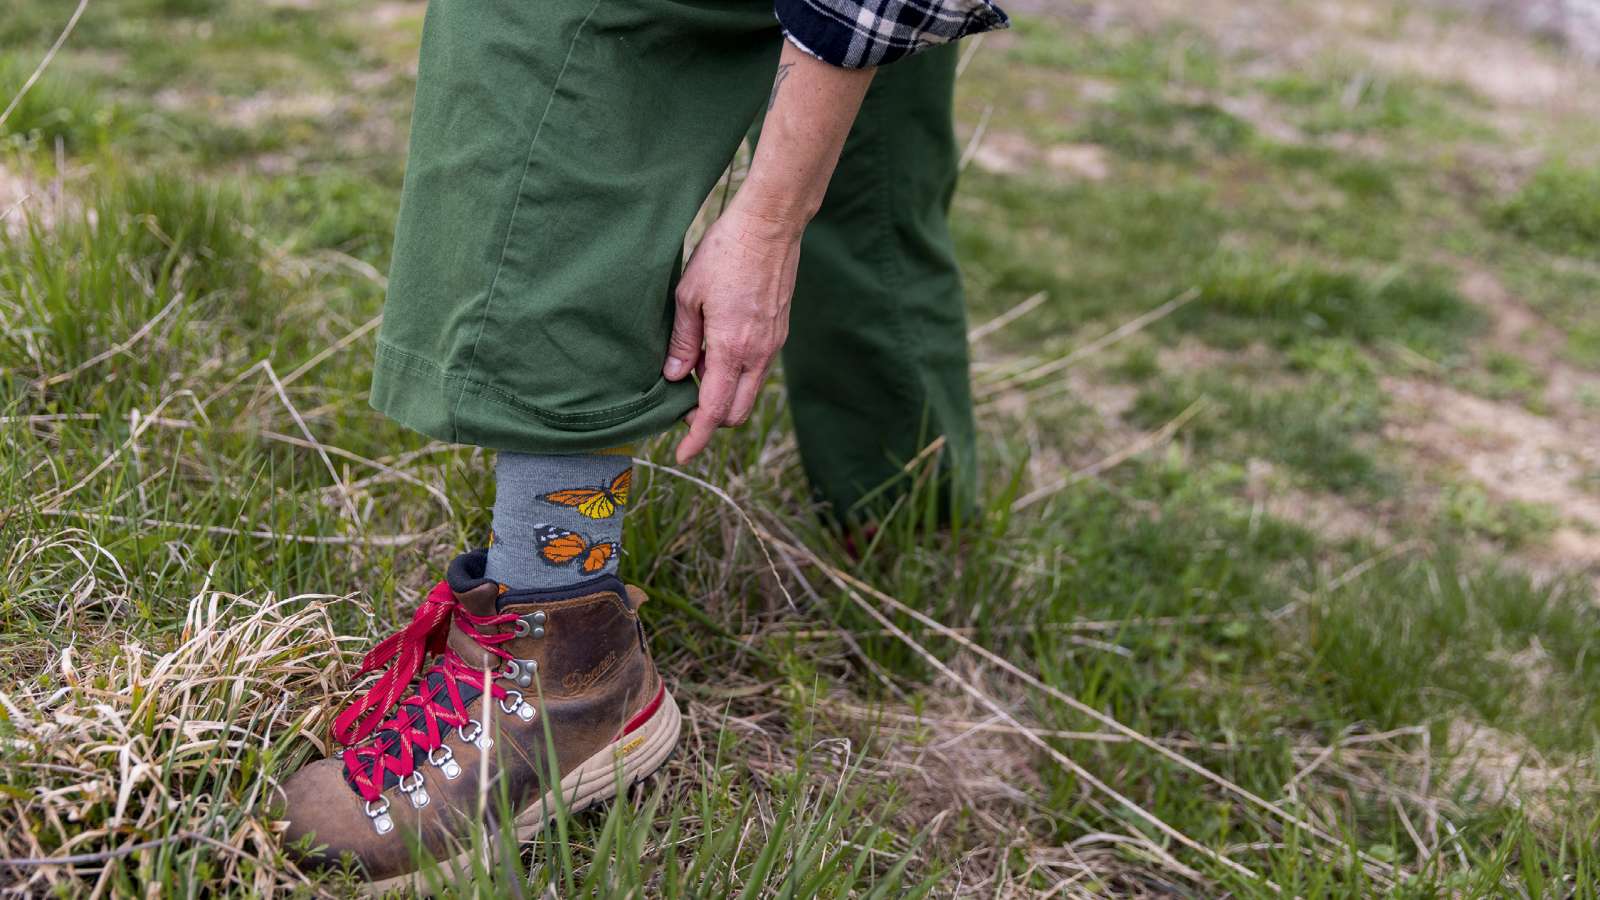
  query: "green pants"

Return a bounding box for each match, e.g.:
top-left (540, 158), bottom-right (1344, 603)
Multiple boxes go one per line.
top-left (371, 0), bottom-right (976, 518)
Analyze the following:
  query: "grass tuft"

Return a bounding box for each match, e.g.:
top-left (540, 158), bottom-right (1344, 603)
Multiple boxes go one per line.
top-left (1495, 163), bottom-right (1600, 258)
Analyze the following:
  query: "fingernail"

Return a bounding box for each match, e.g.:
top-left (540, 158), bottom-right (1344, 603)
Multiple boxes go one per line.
top-left (664, 358), bottom-right (687, 379)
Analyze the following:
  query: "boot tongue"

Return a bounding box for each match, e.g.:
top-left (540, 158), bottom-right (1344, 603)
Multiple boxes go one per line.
top-left (447, 582), bottom-right (506, 669)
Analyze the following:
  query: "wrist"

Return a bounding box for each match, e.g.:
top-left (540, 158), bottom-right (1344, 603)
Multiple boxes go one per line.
top-left (726, 182), bottom-right (816, 242)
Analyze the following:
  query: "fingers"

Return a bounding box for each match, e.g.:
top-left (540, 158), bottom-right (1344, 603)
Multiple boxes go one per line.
top-left (726, 364), bottom-right (767, 427)
top-left (663, 291), bottom-right (703, 381)
top-left (675, 351), bottom-right (739, 464)
top-left (674, 361), bottom-right (771, 463)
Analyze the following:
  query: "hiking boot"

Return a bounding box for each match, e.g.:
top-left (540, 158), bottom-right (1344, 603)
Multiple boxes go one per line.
top-left (275, 549), bottom-right (680, 891)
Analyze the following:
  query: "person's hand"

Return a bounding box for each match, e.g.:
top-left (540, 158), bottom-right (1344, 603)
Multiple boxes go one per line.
top-left (663, 204), bottom-right (803, 464)
top-left (661, 45), bottom-right (873, 464)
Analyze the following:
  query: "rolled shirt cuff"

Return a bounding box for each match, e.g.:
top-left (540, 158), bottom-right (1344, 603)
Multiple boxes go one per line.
top-left (776, 0), bottom-right (1009, 69)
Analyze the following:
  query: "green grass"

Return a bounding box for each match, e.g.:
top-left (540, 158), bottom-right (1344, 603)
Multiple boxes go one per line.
top-left (1081, 87), bottom-right (1255, 161)
top-left (1495, 163), bottom-right (1600, 258)
top-left (1258, 67), bottom-right (1479, 138)
top-left (1440, 483), bottom-right (1562, 551)
top-left (1129, 370), bottom-right (1391, 493)
top-left (1189, 256), bottom-right (1479, 355)
top-left (1303, 549), bottom-right (1600, 748)
top-left (1494, 254), bottom-right (1600, 368)
top-left (0, 57), bottom-right (124, 154)
top-left (5, 0), bottom-right (1600, 895)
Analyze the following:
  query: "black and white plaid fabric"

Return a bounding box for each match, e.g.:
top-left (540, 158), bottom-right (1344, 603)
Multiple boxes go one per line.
top-left (776, 0), bottom-right (1008, 68)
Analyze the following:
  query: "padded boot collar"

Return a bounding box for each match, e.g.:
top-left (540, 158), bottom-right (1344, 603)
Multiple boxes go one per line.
top-left (445, 548), bottom-right (631, 610)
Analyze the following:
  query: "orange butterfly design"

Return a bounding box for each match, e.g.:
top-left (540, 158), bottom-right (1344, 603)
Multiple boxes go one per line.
top-left (532, 524), bottom-right (617, 575)
top-left (540, 468), bottom-right (631, 520)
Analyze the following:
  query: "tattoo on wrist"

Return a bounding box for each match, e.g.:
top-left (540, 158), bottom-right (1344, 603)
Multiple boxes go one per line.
top-left (767, 63), bottom-right (793, 112)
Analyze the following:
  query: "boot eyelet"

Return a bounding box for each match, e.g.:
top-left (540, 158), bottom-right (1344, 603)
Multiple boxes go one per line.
top-left (513, 612), bottom-right (547, 638)
top-left (461, 718), bottom-right (493, 752)
top-left (499, 690), bottom-right (538, 722)
top-left (428, 745), bottom-right (461, 780)
top-left (501, 658), bottom-right (538, 688)
top-left (398, 771), bottom-right (430, 809)
top-left (365, 798), bottom-right (393, 835)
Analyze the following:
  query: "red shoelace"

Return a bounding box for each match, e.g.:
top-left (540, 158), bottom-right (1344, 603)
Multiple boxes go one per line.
top-left (333, 580), bottom-right (519, 802)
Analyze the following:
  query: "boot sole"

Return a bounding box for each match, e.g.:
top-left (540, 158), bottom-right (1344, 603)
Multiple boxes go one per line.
top-left (362, 687), bottom-right (682, 895)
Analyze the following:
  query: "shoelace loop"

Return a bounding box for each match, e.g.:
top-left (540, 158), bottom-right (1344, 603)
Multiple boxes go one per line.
top-left (333, 580), bottom-right (519, 801)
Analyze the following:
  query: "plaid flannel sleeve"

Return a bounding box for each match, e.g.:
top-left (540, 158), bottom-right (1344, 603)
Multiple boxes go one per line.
top-left (775, 0), bottom-right (1009, 69)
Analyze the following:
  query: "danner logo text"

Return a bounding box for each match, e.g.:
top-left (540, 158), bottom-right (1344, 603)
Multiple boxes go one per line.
top-left (563, 651), bottom-right (618, 691)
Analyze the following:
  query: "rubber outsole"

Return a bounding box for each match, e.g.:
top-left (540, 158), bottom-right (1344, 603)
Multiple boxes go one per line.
top-left (362, 688), bottom-right (682, 895)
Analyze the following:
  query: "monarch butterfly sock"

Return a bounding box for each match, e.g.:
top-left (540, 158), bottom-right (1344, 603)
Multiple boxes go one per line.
top-left (484, 448), bottom-right (633, 591)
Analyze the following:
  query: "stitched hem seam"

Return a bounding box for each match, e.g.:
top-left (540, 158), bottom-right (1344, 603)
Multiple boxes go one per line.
top-left (377, 341), bottom-right (672, 429)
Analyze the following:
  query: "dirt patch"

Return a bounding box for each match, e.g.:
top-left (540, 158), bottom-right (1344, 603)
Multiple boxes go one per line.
top-left (0, 164), bottom-right (41, 238)
top-left (1216, 94), bottom-right (1307, 145)
top-left (1356, 18), bottom-right (1583, 108)
top-left (1155, 337), bottom-right (1236, 373)
top-left (224, 92), bottom-right (342, 130)
top-left (1445, 719), bottom-right (1585, 822)
top-left (971, 130), bottom-right (1111, 181)
top-left (820, 666), bottom-right (1052, 885)
top-left (985, 368), bottom-right (1138, 491)
top-left (1433, 0), bottom-right (1600, 63)
top-left (0, 162), bottom-right (76, 237)
top-left (151, 87), bottom-right (340, 129)
top-left (1461, 267), bottom-right (1545, 347)
top-left (1395, 268), bottom-right (1600, 584)
top-left (370, 0), bottom-right (426, 26)
top-left (1245, 458), bottom-right (1394, 546)
top-left (1079, 0), bottom-right (1600, 138)
top-left (1169, 87), bottom-right (1309, 146)
top-left (1456, 264), bottom-right (1600, 423)
top-left (1384, 377), bottom-right (1600, 573)
top-left (1044, 142), bottom-right (1111, 180)
top-left (150, 86), bottom-right (403, 159)
top-left (1065, 373), bottom-right (1140, 421)
top-left (970, 131), bottom-right (1033, 176)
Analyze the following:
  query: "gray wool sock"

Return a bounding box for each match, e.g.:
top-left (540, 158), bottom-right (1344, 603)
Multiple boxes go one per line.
top-left (485, 449), bottom-right (632, 591)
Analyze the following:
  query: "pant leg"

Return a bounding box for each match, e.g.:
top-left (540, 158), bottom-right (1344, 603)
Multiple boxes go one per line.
top-left (779, 44), bottom-right (978, 521)
top-left (372, 0), bottom-right (781, 453)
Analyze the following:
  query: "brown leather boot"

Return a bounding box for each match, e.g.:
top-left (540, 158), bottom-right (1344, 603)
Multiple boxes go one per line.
top-left (276, 549), bottom-right (679, 891)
